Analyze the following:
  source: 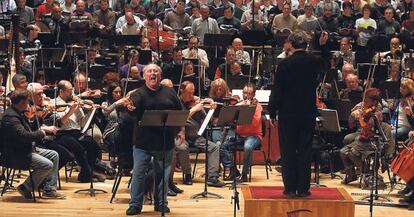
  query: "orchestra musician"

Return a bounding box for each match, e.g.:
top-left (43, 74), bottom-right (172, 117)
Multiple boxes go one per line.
top-left (73, 72), bottom-right (102, 99)
top-left (220, 83), bottom-right (263, 183)
top-left (182, 36), bottom-right (209, 68)
top-left (11, 74), bottom-right (29, 93)
top-left (339, 73), bottom-right (363, 100)
top-left (162, 47), bottom-right (183, 82)
top-left (26, 83), bottom-right (74, 169)
top-left (268, 30), bottom-right (324, 197)
top-left (340, 88), bottom-right (393, 184)
top-left (232, 38), bottom-right (251, 65)
top-left (176, 81), bottom-right (225, 187)
top-left (53, 80), bottom-right (104, 183)
top-left (127, 63), bottom-right (184, 215)
top-left (389, 78), bottom-right (414, 141)
top-left (119, 49), bottom-right (145, 79)
top-left (214, 47), bottom-right (236, 80)
top-left (140, 37), bottom-right (159, 62)
top-left (1, 89), bottom-right (65, 199)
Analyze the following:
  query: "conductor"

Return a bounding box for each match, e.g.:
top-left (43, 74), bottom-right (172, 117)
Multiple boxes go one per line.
top-left (268, 30), bottom-right (324, 197)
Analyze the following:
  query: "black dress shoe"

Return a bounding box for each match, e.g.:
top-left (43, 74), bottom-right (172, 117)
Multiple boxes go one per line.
top-left (126, 206), bottom-right (141, 215)
top-left (169, 184), bottom-right (184, 194)
top-left (398, 187), bottom-right (412, 196)
top-left (183, 174), bottom-right (193, 185)
top-left (283, 191), bottom-right (296, 198)
top-left (154, 205), bottom-right (170, 213)
top-left (237, 174), bottom-right (248, 183)
top-left (167, 189), bottom-right (177, 196)
top-left (17, 185), bottom-right (33, 199)
top-left (297, 191), bottom-right (311, 197)
top-left (223, 168), bottom-right (241, 181)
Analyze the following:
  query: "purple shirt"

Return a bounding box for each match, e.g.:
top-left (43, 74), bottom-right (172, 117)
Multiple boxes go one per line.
top-left (119, 63), bottom-right (145, 78)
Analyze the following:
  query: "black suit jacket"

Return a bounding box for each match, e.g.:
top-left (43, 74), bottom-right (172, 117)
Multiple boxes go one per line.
top-left (1, 107), bottom-right (45, 169)
top-left (268, 50), bottom-right (324, 119)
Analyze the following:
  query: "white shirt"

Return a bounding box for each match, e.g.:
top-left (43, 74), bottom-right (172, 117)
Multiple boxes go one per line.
top-left (0, 0), bottom-right (16, 13)
top-left (182, 48), bottom-right (209, 68)
top-left (115, 15), bottom-right (143, 34)
top-left (55, 96), bottom-right (85, 131)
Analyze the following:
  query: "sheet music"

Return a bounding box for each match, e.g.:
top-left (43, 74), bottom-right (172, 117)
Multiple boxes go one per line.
top-left (197, 108), bottom-right (215, 136)
top-left (81, 107), bottom-right (96, 134)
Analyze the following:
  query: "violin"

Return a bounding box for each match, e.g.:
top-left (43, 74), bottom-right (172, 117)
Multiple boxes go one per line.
top-left (24, 102), bottom-right (70, 120)
top-left (187, 97), bottom-right (219, 109)
top-left (358, 106), bottom-right (376, 128)
top-left (0, 96), bottom-right (10, 106)
top-left (401, 95), bottom-right (414, 116)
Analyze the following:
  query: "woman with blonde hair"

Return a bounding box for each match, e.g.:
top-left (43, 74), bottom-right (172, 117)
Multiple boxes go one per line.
top-left (209, 78), bottom-right (231, 99)
top-left (390, 78), bottom-right (414, 140)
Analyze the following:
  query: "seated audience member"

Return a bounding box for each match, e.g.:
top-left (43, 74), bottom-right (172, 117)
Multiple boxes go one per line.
top-left (121, 11), bottom-right (143, 35)
top-left (115, 5), bottom-right (143, 34)
top-left (92, 0), bottom-right (116, 37)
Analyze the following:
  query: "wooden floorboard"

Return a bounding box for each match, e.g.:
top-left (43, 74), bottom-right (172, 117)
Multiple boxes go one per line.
top-left (0, 161), bottom-right (413, 217)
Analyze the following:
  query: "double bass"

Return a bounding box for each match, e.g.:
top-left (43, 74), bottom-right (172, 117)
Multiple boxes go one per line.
top-left (390, 141), bottom-right (414, 183)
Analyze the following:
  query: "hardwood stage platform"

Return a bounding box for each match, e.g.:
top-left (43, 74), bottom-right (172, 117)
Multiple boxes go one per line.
top-left (0, 163), bottom-right (413, 217)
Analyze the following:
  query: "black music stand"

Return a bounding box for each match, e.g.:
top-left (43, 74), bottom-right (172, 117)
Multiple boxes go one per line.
top-left (208, 105), bottom-right (255, 217)
top-left (89, 65), bottom-right (112, 82)
top-left (43, 67), bottom-right (71, 84)
top-left (137, 49), bottom-right (152, 65)
top-left (190, 108), bottom-right (224, 200)
top-left (37, 48), bottom-right (66, 68)
top-left (75, 108), bottom-right (108, 196)
top-left (38, 32), bottom-right (57, 48)
top-left (315, 109), bottom-right (343, 180)
top-left (379, 81), bottom-right (399, 99)
top-left (325, 99), bottom-right (353, 123)
top-left (241, 30), bottom-right (266, 46)
top-left (140, 110), bottom-right (188, 217)
top-left (110, 35), bottom-right (142, 46)
top-left (204, 33), bottom-right (232, 58)
top-left (227, 75), bottom-right (251, 90)
top-left (357, 63), bottom-right (388, 88)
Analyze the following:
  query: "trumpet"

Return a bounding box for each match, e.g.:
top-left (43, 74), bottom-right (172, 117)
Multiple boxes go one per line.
top-left (189, 48), bottom-right (198, 59)
top-left (236, 50), bottom-right (244, 64)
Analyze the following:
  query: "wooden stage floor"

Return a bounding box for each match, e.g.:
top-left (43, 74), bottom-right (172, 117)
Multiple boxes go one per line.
top-left (0, 161), bottom-right (413, 217)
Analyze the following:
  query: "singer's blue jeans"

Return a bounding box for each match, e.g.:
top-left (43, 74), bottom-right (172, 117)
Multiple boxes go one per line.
top-left (129, 146), bottom-right (173, 209)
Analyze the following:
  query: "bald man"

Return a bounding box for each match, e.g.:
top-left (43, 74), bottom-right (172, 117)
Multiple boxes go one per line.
top-left (232, 38), bottom-right (251, 65)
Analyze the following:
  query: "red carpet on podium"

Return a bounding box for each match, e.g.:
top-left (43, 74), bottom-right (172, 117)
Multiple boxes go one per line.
top-left (248, 186), bottom-right (345, 200)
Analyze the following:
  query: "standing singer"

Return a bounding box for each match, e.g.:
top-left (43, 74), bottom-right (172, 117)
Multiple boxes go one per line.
top-left (268, 30), bottom-right (324, 198)
top-left (126, 64), bottom-right (184, 215)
